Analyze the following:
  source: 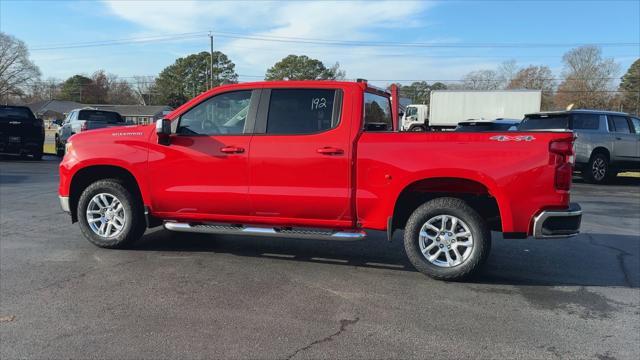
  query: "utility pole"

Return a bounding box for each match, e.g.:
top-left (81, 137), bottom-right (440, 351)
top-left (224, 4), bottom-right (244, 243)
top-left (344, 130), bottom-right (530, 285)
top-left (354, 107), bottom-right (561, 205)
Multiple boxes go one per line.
top-left (209, 31), bottom-right (214, 89)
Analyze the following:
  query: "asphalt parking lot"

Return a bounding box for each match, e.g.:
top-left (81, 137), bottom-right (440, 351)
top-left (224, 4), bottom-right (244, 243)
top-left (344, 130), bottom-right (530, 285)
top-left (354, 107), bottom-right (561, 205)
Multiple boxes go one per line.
top-left (1, 156), bottom-right (639, 359)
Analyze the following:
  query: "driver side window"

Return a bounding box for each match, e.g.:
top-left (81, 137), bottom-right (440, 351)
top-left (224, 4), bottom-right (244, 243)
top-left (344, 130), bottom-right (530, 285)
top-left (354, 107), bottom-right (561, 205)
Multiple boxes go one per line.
top-left (178, 91), bottom-right (252, 135)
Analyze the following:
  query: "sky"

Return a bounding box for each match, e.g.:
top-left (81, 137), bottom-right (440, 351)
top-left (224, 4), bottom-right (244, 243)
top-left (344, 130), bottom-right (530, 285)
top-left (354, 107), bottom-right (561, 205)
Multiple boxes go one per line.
top-left (0, 0), bottom-right (638, 87)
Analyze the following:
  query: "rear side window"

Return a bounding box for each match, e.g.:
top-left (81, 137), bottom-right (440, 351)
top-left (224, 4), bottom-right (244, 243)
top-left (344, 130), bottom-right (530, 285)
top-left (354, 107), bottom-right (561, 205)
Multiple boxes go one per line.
top-left (78, 110), bottom-right (123, 123)
top-left (364, 92), bottom-right (392, 131)
top-left (519, 115), bottom-right (569, 130)
top-left (0, 107), bottom-right (34, 121)
top-left (571, 114), bottom-right (600, 130)
top-left (266, 89), bottom-right (340, 135)
top-left (609, 115), bottom-right (631, 134)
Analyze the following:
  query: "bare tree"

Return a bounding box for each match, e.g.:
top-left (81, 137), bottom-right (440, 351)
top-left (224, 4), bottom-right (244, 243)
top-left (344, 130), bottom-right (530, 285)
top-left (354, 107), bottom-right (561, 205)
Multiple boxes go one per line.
top-left (462, 69), bottom-right (502, 90)
top-left (497, 60), bottom-right (519, 88)
top-left (21, 78), bottom-right (59, 103)
top-left (554, 45), bottom-right (620, 110)
top-left (0, 32), bottom-right (41, 102)
top-left (507, 65), bottom-right (555, 110)
top-left (107, 74), bottom-right (137, 104)
top-left (132, 76), bottom-right (156, 105)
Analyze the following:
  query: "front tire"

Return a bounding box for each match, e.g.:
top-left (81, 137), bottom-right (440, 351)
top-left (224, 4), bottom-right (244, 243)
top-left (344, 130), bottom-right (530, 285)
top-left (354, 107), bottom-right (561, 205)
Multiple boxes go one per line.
top-left (77, 179), bottom-right (145, 248)
top-left (404, 197), bottom-right (491, 281)
top-left (410, 125), bottom-right (425, 132)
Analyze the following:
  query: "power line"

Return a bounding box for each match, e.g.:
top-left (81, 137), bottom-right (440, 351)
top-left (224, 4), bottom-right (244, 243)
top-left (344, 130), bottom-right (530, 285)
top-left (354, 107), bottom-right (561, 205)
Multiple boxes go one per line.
top-left (211, 31), bottom-right (640, 49)
top-left (29, 32), bottom-right (208, 51)
top-left (28, 30), bottom-right (640, 51)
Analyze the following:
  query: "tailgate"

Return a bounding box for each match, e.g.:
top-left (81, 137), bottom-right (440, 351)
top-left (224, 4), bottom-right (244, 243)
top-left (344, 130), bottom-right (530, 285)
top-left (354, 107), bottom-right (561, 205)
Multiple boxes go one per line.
top-left (85, 121), bottom-right (126, 130)
top-left (0, 117), bottom-right (42, 140)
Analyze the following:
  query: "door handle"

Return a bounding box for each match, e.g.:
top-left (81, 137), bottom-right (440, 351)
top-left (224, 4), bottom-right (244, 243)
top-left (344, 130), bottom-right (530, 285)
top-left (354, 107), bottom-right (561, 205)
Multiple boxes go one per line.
top-left (220, 146), bottom-right (245, 154)
top-left (316, 147), bottom-right (344, 155)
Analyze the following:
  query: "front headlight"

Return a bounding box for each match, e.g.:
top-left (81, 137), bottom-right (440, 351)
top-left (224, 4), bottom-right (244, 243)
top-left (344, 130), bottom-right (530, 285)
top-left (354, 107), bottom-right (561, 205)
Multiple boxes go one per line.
top-left (65, 142), bottom-right (73, 154)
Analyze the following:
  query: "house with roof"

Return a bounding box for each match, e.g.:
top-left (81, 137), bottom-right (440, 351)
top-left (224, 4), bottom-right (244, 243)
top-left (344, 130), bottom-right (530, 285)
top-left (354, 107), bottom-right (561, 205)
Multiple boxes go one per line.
top-left (88, 104), bottom-right (172, 125)
top-left (27, 100), bottom-right (83, 122)
top-left (26, 100), bottom-right (172, 126)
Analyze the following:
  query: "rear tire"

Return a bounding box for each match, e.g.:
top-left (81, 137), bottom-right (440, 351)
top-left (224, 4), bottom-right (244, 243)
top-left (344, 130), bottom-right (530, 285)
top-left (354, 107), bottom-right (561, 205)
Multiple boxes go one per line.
top-left (77, 179), bottom-right (145, 248)
top-left (32, 150), bottom-right (43, 161)
top-left (55, 137), bottom-right (65, 157)
top-left (404, 197), bottom-right (491, 281)
top-left (583, 153), bottom-right (610, 184)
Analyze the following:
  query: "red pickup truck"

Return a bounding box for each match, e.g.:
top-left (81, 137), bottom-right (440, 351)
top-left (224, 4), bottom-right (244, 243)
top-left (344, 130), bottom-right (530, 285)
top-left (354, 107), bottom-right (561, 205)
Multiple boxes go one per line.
top-left (59, 80), bottom-right (581, 280)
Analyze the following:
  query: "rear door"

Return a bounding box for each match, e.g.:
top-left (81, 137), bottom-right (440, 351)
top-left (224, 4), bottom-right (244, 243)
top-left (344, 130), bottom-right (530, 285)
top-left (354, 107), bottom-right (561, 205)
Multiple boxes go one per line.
top-left (248, 87), bottom-right (353, 227)
top-left (608, 115), bottom-right (637, 160)
top-left (629, 117), bottom-right (640, 159)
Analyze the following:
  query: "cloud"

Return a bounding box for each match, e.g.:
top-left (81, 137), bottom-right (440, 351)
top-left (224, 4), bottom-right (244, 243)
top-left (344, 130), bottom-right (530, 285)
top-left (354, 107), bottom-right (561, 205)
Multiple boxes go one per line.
top-left (103, 0), bottom-right (499, 85)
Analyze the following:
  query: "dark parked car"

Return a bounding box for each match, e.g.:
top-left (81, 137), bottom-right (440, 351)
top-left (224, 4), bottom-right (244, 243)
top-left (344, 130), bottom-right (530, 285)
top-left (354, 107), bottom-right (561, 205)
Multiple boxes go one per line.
top-left (454, 118), bottom-right (520, 132)
top-left (56, 108), bottom-right (126, 156)
top-left (0, 105), bottom-right (44, 160)
top-left (519, 110), bottom-right (640, 184)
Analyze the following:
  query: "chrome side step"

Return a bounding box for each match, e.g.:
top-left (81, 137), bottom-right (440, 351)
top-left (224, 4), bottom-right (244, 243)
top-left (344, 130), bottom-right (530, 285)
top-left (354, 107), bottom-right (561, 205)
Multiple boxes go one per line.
top-left (163, 222), bottom-right (366, 241)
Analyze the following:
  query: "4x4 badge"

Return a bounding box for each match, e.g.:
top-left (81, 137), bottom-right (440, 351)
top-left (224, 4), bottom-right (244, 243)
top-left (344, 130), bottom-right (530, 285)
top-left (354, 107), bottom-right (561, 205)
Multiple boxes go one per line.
top-left (490, 135), bottom-right (535, 142)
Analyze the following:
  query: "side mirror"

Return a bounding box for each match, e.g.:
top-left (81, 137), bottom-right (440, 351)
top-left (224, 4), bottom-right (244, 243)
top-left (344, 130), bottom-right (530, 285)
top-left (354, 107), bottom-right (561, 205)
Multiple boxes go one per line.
top-left (156, 118), bottom-right (172, 145)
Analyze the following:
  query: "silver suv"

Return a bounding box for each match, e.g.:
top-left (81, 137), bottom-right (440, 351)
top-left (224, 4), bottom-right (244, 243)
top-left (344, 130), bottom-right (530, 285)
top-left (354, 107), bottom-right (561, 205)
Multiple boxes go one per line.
top-left (55, 108), bottom-right (126, 156)
top-left (519, 110), bottom-right (640, 184)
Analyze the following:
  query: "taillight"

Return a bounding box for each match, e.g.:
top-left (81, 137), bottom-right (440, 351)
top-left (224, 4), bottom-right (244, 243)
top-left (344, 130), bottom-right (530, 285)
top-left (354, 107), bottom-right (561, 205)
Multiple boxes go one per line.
top-left (550, 138), bottom-right (574, 191)
top-left (80, 122), bottom-right (88, 131)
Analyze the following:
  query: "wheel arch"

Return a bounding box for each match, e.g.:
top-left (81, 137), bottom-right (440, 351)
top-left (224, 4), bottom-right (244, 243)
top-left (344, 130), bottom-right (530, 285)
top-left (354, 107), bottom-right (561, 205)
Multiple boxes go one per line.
top-left (68, 165), bottom-right (145, 223)
top-left (590, 147), bottom-right (610, 161)
top-left (389, 176), bottom-right (508, 237)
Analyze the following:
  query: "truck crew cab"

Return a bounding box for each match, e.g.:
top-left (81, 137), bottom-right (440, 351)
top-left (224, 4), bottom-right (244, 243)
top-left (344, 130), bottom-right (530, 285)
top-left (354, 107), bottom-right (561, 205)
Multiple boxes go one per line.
top-left (59, 80), bottom-right (582, 280)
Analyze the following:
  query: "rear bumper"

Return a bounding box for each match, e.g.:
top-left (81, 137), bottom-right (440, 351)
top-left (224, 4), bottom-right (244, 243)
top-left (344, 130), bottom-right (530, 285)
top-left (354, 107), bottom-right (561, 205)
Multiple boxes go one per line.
top-left (59, 196), bottom-right (70, 213)
top-left (533, 203), bottom-right (582, 238)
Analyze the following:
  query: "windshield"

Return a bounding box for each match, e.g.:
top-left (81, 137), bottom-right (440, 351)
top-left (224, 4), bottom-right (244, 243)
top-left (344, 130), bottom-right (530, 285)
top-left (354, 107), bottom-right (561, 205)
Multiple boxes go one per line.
top-left (78, 110), bottom-right (124, 123)
top-left (0, 107), bottom-right (35, 121)
top-left (519, 114), bottom-right (569, 130)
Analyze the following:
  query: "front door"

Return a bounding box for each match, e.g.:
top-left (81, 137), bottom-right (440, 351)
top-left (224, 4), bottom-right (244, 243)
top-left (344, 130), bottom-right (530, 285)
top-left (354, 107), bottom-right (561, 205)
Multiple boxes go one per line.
top-left (148, 90), bottom-right (258, 219)
top-left (248, 88), bottom-right (353, 228)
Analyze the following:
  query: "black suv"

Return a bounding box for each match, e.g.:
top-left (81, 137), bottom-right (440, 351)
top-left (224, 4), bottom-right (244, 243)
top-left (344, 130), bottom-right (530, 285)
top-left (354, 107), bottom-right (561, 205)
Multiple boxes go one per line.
top-left (0, 106), bottom-right (44, 160)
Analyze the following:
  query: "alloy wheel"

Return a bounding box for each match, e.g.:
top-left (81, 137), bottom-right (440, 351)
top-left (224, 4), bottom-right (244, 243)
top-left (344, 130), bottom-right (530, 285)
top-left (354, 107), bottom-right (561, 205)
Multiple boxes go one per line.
top-left (86, 193), bottom-right (126, 238)
top-left (592, 158), bottom-right (607, 181)
top-left (418, 214), bottom-right (474, 267)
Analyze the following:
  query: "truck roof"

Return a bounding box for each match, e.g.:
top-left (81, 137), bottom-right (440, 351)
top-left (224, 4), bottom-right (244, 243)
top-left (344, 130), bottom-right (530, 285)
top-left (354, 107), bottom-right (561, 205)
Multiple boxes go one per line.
top-left (431, 89), bottom-right (542, 93)
top-left (216, 80), bottom-right (373, 90)
top-left (525, 109), bottom-right (631, 117)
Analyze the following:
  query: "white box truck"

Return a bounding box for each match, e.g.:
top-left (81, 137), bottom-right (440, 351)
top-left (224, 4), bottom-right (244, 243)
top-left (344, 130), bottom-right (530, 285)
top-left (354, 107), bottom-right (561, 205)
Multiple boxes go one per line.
top-left (401, 90), bottom-right (542, 131)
